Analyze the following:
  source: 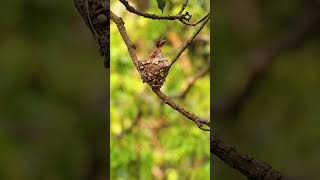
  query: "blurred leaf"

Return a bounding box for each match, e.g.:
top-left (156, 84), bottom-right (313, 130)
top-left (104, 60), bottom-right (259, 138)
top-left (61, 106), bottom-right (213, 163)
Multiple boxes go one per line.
top-left (155, 0), bottom-right (166, 13)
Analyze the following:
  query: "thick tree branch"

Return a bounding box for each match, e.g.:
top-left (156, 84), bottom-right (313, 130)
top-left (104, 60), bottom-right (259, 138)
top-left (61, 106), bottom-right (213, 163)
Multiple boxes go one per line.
top-left (211, 135), bottom-right (291, 180)
top-left (73, 0), bottom-right (109, 68)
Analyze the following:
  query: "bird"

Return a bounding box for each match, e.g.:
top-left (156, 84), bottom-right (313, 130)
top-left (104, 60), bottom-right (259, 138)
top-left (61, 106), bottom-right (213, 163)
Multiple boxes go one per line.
top-left (148, 36), bottom-right (167, 59)
top-left (138, 36), bottom-right (170, 89)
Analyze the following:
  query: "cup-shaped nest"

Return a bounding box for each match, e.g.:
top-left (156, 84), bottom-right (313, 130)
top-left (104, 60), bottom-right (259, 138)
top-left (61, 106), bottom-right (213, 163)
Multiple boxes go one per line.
top-left (137, 56), bottom-right (170, 89)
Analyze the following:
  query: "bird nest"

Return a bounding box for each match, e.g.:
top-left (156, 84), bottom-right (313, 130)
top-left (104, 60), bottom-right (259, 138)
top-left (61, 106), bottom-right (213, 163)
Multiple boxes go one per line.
top-left (137, 56), bottom-right (170, 89)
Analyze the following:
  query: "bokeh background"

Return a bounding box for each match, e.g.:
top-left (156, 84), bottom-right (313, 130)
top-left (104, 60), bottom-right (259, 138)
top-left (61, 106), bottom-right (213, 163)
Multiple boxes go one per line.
top-left (214, 0), bottom-right (320, 179)
top-left (3, 0), bottom-right (318, 180)
top-left (110, 0), bottom-right (210, 179)
top-left (0, 1), bottom-right (107, 179)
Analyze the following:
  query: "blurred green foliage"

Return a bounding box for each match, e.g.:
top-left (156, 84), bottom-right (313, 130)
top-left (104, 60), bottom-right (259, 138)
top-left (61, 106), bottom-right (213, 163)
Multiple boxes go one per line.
top-left (0, 1), bottom-right (107, 179)
top-left (214, 1), bottom-right (320, 179)
top-left (111, 0), bottom-right (210, 179)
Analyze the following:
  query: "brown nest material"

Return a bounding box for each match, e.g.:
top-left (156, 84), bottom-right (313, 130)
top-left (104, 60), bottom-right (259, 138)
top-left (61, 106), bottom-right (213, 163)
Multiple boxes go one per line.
top-left (137, 56), bottom-right (170, 89)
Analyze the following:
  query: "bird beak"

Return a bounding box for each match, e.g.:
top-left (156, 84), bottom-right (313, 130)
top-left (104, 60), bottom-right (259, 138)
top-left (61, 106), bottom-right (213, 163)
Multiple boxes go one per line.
top-left (160, 39), bottom-right (167, 44)
top-left (156, 37), bottom-right (167, 47)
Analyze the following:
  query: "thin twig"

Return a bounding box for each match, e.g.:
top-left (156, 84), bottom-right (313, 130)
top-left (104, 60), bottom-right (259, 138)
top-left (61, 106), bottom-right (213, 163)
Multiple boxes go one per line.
top-left (116, 109), bottom-right (142, 139)
top-left (169, 16), bottom-right (210, 69)
top-left (177, 0), bottom-right (189, 15)
top-left (181, 12), bottom-right (210, 26)
top-left (110, 11), bottom-right (210, 131)
top-left (119, 0), bottom-right (184, 20)
top-left (172, 64), bottom-right (209, 99)
top-left (118, 0), bottom-right (207, 26)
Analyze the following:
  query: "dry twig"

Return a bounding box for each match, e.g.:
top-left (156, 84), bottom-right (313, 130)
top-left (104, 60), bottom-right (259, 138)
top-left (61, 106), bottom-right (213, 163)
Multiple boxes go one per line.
top-left (119, 0), bottom-right (207, 26)
top-left (169, 16), bottom-right (210, 68)
top-left (177, 0), bottom-right (189, 15)
top-left (172, 64), bottom-right (210, 99)
top-left (116, 109), bottom-right (142, 139)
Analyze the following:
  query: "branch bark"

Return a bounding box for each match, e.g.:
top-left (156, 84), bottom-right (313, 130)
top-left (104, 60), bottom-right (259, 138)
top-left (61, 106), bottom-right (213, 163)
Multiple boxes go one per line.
top-left (152, 89), bottom-right (210, 131)
top-left (110, 11), bottom-right (139, 69)
top-left (119, 0), bottom-right (186, 20)
top-left (169, 15), bottom-right (210, 68)
top-left (73, 0), bottom-right (110, 68)
top-left (119, 0), bottom-right (207, 26)
top-left (177, 0), bottom-right (189, 15)
top-left (211, 135), bottom-right (291, 180)
top-left (180, 12), bottom-right (210, 26)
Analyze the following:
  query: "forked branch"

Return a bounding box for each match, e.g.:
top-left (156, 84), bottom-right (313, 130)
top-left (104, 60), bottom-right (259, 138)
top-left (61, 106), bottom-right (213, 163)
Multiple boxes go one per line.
top-left (74, 1), bottom-right (293, 179)
top-left (110, 11), bottom-right (210, 131)
top-left (119, 0), bottom-right (208, 26)
top-left (169, 15), bottom-right (210, 69)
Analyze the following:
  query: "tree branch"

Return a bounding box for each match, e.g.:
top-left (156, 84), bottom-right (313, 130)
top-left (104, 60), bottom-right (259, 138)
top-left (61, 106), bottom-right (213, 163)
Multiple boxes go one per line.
top-left (211, 135), bottom-right (291, 180)
top-left (110, 11), bottom-right (139, 69)
top-left (74, 2), bottom-right (293, 180)
top-left (119, 0), bottom-right (186, 20)
top-left (180, 12), bottom-right (210, 26)
top-left (169, 15), bottom-right (210, 68)
top-left (73, 0), bottom-right (109, 68)
top-left (110, 11), bottom-right (210, 131)
top-left (152, 89), bottom-right (210, 131)
top-left (172, 64), bottom-right (210, 99)
top-left (118, 0), bottom-right (207, 26)
top-left (177, 0), bottom-right (189, 15)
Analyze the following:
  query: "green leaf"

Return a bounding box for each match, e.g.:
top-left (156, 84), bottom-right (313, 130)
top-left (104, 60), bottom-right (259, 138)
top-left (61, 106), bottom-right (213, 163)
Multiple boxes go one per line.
top-left (156, 0), bottom-right (166, 13)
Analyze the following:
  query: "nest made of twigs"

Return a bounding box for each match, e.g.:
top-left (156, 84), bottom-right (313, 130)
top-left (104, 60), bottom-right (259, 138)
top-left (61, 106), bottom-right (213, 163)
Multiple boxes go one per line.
top-left (137, 56), bottom-right (170, 89)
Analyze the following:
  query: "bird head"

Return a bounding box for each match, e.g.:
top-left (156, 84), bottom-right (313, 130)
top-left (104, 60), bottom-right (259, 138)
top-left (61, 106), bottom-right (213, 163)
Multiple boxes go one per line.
top-left (156, 36), bottom-right (167, 48)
